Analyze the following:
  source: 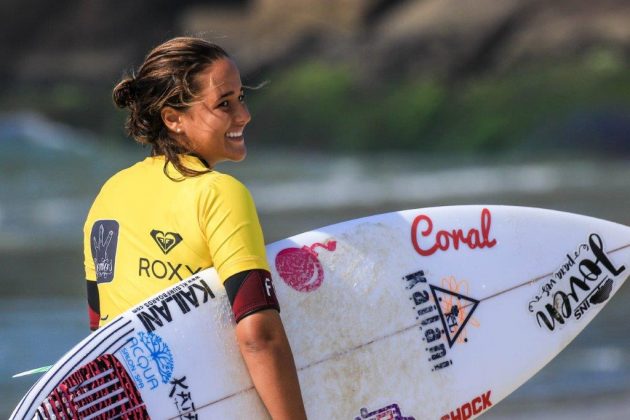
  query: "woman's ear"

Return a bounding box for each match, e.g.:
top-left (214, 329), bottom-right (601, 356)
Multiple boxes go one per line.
top-left (161, 106), bottom-right (183, 134)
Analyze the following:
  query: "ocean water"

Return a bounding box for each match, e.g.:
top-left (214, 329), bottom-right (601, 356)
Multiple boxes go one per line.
top-left (1, 116), bottom-right (629, 417)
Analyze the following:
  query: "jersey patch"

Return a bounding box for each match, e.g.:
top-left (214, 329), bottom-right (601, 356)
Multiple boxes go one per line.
top-left (91, 220), bottom-right (119, 283)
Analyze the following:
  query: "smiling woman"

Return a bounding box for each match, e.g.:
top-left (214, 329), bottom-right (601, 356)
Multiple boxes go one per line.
top-left (84, 36), bottom-right (306, 419)
top-left (160, 58), bottom-right (251, 167)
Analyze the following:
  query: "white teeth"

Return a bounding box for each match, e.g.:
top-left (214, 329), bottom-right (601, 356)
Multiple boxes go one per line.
top-left (226, 132), bottom-right (243, 138)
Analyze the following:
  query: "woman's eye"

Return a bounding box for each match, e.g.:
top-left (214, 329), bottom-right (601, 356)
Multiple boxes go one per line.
top-left (219, 100), bottom-right (229, 108)
top-left (238, 94), bottom-right (246, 102)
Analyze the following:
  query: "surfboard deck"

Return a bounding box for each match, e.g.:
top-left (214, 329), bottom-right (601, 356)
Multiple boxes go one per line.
top-left (11, 205), bottom-right (630, 419)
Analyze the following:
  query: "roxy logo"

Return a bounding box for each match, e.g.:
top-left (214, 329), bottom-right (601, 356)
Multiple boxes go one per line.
top-left (411, 208), bottom-right (497, 256)
top-left (151, 230), bottom-right (183, 254)
top-left (138, 258), bottom-right (202, 281)
top-left (440, 390), bottom-right (492, 420)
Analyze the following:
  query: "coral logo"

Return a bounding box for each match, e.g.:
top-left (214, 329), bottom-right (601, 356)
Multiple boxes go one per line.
top-left (91, 220), bottom-right (119, 283)
top-left (151, 230), bottom-right (183, 254)
top-left (411, 208), bottom-right (497, 256)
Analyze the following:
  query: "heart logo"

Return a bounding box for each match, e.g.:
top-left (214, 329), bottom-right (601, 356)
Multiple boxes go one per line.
top-left (150, 230), bottom-right (183, 254)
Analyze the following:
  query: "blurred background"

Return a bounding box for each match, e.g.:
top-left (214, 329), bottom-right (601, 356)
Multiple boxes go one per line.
top-left (1, 0), bottom-right (629, 417)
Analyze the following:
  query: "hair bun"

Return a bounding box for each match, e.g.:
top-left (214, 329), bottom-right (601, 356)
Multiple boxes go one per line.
top-left (112, 78), bottom-right (136, 108)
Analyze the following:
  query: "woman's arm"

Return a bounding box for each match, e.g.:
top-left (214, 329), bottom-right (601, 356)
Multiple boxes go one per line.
top-left (224, 269), bottom-right (306, 418)
top-left (236, 309), bottom-right (307, 420)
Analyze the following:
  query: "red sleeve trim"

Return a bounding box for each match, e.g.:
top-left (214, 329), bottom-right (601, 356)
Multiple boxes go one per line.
top-left (88, 306), bottom-right (100, 331)
top-left (232, 270), bottom-right (280, 323)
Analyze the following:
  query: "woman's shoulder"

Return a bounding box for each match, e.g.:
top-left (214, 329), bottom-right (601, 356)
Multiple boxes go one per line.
top-left (99, 157), bottom-right (155, 188)
top-left (191, 171), bottom-right (257, 217)
top-left (196, 171), bottom-right (253, 204)
top-left (208, 171), bottom-right (248, 189)
top-left (169, 156), bottom-right (249, 193)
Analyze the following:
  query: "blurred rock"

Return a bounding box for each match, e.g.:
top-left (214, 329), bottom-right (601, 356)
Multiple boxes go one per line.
top-left (1, 0), bottom-right (628, 83)
top-left (363, 0), bottom-right (630, 78)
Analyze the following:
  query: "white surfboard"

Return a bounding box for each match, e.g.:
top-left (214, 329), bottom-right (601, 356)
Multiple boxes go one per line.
top-left (11, 205), bottom-right (630, 419)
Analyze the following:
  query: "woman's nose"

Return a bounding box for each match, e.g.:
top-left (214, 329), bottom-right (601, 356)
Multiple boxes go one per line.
top-left (234, 102), bottom-right (251, 125)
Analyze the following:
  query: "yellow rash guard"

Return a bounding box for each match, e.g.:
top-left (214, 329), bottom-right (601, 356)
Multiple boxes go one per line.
top-left (83, 155), bottom-right (269, 327)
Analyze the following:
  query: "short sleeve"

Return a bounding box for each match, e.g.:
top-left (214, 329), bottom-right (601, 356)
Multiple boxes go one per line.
top-left (201, 174), bottom-right (270, 282)
top-left (83, 208), bottom-right (97, 282)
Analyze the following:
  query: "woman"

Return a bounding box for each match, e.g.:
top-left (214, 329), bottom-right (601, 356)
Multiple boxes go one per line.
top-left (83, 37), bottom-right (307, 419)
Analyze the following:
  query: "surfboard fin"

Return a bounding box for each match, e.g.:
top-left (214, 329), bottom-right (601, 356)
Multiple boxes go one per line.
top-left (12, 365), bottom-right (52, 378)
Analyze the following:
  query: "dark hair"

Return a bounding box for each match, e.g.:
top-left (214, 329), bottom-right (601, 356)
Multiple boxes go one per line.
top-left (112, 37), bottom-right (229, 177)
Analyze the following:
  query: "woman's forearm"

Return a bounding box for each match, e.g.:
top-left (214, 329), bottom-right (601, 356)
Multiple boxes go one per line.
top-left (236, 310), bottom-right (307, 420)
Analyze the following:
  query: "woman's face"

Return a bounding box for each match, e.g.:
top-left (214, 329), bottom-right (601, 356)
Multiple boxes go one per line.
top-left (177, 58), bottom-right (251, 167)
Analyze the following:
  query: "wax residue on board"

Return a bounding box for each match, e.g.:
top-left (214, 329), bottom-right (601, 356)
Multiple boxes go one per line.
top-left (300, 322), bottom-right (447, 418)
top-left (283, 221), bottom-right (415, 373)
top-left (191, 275), bottom-right (253, 393)
top-left (285, 220), bottom-right (465, 417)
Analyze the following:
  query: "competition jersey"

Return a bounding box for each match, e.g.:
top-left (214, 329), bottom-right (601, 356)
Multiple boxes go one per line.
top-left (83, 155), bottom-right (269, 327)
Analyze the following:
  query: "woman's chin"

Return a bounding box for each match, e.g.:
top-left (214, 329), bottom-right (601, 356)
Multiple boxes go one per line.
top-left (227, 144), bottom-right (247, 163)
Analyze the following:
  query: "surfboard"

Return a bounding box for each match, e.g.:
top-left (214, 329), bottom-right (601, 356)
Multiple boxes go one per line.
top-left (11, 205), bottom-right (630, 419)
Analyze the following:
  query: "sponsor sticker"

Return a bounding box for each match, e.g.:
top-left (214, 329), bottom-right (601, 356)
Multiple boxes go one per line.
top-left (440, 390), bottom-right (492, 420)
top-left (411, 208), bottom-right (497, 257)
top-left (119, 331), bottom-right (175, 390)
top-left (355, 402), bottom-right (415, 420)
top-left (529, 233), bottom-right (626, 331)
top-left (275, 240), bottom-right (337, 292)
top-left (403, 270), bottom-right (480, 372)
top-left (132, 276), bottom-right (216, 332)
top-left (169, 376), bottom-right (199, 419)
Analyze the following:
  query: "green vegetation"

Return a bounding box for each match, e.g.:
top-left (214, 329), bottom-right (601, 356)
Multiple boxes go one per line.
top-left (248, 52), bottom-right (630, 155)
top-left (1, 81), bottom-right (127, 144)
top-left (2, 51), bottom-right (629, 155)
